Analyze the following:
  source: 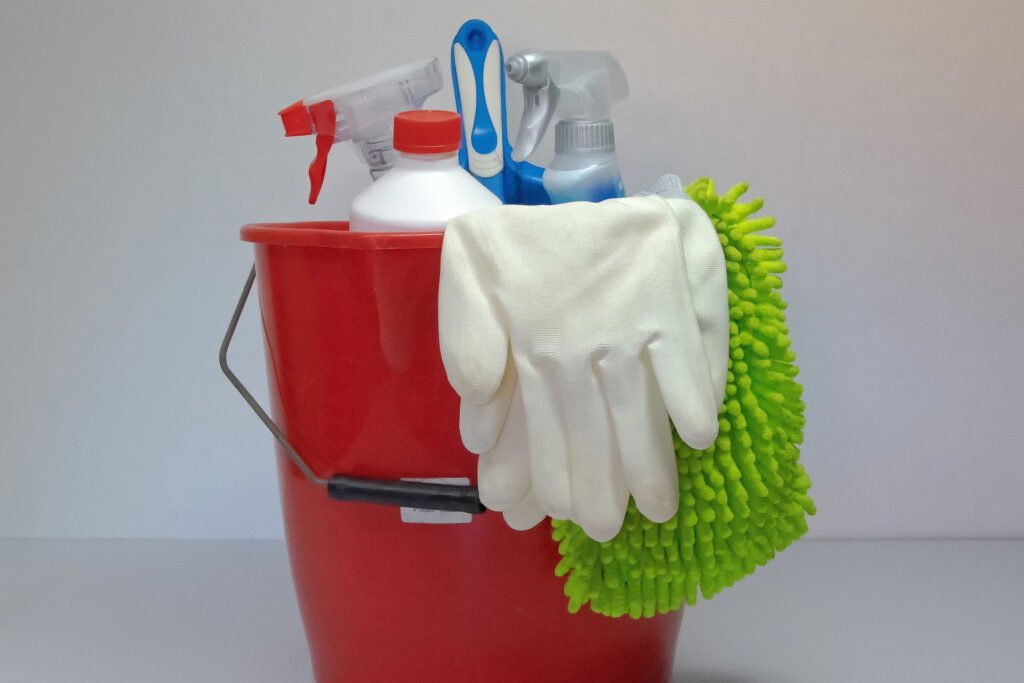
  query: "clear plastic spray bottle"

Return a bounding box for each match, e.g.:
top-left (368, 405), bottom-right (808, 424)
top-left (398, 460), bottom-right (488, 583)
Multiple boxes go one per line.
top-left (505, 51), bottom-right (629, 203)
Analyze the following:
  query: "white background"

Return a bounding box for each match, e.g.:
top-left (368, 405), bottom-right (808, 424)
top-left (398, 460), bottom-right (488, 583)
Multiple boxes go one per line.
top-left (1, 0), bottom-right (1021, 540)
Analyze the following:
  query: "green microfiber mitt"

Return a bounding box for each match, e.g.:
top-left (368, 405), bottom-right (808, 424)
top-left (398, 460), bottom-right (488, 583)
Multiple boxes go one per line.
top-left (551, 178), bottom-right (816, 618)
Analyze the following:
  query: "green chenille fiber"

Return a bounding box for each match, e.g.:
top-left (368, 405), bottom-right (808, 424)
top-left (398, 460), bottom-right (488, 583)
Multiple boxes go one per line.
top-left (552, 178), bottom-right (816, 618)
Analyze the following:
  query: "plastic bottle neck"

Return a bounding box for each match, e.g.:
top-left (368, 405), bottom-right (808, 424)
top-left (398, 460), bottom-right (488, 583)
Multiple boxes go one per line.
top-left (394, 151), bottom-right (460, 170)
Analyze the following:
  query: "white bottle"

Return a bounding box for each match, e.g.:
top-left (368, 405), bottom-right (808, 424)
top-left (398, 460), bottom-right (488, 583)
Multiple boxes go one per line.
top-left (349, 110), bottom-right (501, 232)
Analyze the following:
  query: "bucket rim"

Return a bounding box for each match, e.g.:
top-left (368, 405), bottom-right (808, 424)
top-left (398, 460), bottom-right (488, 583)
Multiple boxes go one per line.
top-left (240, 222), bottom-right (444, 250)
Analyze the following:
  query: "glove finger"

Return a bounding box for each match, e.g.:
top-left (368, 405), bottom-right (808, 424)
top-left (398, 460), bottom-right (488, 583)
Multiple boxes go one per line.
top-left (438, 223), bottom-right (510, 405)
top-left (561, 360), bottom-right (629, 543)
top-left (517, 356), bottom-right (573, 521)
top-left (502, 488), bottom-right (547, 531)
top-left (598, 351), bottom-right (679, 524)
top-left (648, 330), bottom-right (719, 451)
top-left (476, 381), bottom-right (531, 512)
top-left (459, 357), bottom-right (517, 454)
top-left (666, 198), bottom-right (730, 405)
top-left (644, 212), bottom-right (720, 453)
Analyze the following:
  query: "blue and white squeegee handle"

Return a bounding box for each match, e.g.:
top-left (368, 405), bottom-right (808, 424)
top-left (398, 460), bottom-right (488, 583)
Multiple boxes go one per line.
top-left (451, 19), bottom-right (548, 205)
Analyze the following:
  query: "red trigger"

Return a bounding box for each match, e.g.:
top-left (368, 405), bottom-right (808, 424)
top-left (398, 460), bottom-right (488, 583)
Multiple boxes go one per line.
top-left (307, 101), bottom-right (337, 204)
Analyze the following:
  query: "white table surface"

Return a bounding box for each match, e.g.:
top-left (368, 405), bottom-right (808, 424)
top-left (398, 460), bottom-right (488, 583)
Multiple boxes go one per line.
top-left (1, 539), bottom-right (1021, 682)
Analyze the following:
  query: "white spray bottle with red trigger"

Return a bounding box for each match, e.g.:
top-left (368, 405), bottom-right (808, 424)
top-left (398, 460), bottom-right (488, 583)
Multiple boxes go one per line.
top-left (279, 59), bottom-right (444, 203)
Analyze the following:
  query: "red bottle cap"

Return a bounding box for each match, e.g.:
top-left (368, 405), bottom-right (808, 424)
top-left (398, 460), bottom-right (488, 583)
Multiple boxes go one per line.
top-left (393, 110), bottom-right (462, 154)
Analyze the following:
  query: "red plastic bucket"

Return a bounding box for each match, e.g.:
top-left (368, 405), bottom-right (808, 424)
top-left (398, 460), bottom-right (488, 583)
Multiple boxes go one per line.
top-left (237, 221), bottom-right (683, 682)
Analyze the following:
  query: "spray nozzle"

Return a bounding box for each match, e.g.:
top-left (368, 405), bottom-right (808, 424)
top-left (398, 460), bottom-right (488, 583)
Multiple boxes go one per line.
top-left (506, 51), bottom-right (628, 163)
top-left (279, 58), bottom-right (444, 204)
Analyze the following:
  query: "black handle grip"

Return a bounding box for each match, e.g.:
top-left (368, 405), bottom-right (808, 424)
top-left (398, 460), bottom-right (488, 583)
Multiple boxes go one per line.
top-left (327, 475), bottom-right (486, 514)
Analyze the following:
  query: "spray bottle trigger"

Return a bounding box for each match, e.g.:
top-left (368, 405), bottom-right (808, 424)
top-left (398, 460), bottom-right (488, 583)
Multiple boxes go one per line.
top-left (306, 101), bottom-right (337, 204)
top-left (308, 134), bottom-right (332, 204)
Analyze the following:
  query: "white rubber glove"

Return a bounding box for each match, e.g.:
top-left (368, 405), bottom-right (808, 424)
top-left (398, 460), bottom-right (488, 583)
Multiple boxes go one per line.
top-left (438, 195), bottom-right (728, 542)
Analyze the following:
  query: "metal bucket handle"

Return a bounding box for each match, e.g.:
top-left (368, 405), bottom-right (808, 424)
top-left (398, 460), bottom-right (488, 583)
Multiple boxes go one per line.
top-left (220, 265), bottom-right (486, 515)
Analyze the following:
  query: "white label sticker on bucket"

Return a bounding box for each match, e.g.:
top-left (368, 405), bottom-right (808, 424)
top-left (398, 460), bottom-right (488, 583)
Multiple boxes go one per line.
top-left (399, 478), bottom-right (474, 524)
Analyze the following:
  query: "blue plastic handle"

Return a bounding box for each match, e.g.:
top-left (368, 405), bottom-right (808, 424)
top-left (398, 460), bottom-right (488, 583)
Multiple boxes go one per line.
top-left (451, 19), bottom-right (549, 205)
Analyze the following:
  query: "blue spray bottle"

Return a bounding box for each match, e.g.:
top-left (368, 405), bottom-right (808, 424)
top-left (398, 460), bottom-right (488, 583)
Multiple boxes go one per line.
top-left (450, 20), bottom-right (549, 204)
top-left (505, 50), bottom-right (630, 204)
